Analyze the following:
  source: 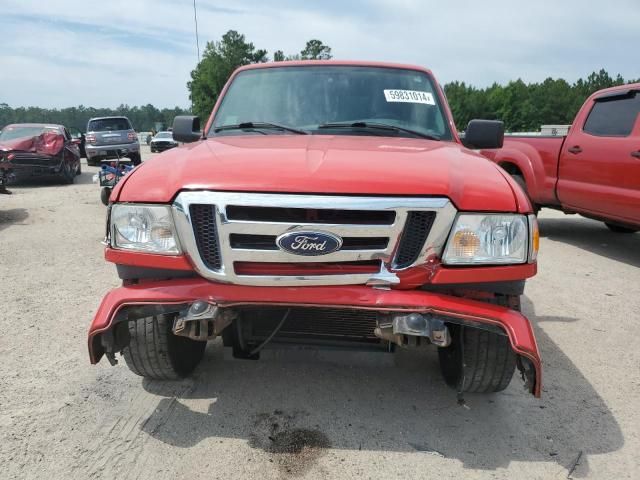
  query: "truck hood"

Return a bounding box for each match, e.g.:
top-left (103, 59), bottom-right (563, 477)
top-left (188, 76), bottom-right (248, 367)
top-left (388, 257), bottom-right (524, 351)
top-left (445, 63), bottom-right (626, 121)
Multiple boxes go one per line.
top-left (117, 135), bottom-right (517, 211)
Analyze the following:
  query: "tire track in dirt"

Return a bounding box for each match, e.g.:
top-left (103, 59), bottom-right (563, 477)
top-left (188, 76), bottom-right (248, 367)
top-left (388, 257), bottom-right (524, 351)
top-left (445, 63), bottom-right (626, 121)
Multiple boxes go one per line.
top-left (82, 381), bottom-right (195, 478)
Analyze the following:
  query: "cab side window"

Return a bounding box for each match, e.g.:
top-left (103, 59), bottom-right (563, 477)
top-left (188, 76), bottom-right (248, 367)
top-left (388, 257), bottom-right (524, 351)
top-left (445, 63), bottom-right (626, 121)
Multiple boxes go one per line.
top-left (583, 93), bottom-right (640, 137)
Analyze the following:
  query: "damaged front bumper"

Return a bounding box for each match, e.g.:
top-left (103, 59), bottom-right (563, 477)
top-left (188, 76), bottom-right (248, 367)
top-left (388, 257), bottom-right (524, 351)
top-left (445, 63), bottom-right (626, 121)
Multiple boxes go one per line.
top-left (88, 278), bottom-right (542, 397)
top-left (1, 152), bottom-right (64, 177)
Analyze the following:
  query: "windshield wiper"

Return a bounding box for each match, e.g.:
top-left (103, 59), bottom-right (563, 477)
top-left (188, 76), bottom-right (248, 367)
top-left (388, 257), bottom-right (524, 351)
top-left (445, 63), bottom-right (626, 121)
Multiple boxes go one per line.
top-left (214, 122), bottom-right (308, 135)
top-left (317, 121), bottom-right (440, 141)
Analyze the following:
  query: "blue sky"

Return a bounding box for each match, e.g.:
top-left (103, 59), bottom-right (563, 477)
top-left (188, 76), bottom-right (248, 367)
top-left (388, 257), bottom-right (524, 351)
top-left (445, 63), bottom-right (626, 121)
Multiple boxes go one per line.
top-left (2, 0), bottom-right (638, 109)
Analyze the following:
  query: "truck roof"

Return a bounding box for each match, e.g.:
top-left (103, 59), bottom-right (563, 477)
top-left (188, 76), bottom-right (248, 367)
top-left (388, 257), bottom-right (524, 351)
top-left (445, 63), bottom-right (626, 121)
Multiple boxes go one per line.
top-left (234, 59), bottom-right (434, 76)
top-left (3, 123), bottom-right (64, 129)
top-left (88, 116), bottom-right (131, 121)
top-left (589, 81), bottom-right (640, 100)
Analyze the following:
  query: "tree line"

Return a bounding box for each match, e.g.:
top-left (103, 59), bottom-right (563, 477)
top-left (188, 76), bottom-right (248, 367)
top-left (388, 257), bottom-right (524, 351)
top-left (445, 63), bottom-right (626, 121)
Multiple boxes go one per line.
top-left (445, 70), bottom-right (639, 132)
top-left (2, 29), bottom-right (637, 133)
top-left (0, 103), bottom-right (190, 132)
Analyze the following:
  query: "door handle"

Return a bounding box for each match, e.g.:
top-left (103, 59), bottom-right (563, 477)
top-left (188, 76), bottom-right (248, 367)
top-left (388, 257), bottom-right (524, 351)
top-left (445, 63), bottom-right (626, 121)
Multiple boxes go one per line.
top-left (568, 146), bottom-right (582, 154)
top-left (631, 150), bottom-right (640, 159)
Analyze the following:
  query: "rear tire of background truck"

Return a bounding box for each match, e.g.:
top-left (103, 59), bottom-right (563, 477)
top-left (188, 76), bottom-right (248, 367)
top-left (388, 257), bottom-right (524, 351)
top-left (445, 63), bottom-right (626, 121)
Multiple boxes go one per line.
top-left (512, 174), bottom-right (539, 215)
top-left (605, 222), bottom-right (638, 234)
top-left (130, 153), bottom-right (142, 166)
top-left (122, 314), bottom-right (206, 380)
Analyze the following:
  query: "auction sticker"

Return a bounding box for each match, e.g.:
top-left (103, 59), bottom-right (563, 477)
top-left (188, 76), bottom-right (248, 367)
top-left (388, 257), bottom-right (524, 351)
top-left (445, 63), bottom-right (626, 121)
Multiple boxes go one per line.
top-left (384, 89), bottom-right (435, 105)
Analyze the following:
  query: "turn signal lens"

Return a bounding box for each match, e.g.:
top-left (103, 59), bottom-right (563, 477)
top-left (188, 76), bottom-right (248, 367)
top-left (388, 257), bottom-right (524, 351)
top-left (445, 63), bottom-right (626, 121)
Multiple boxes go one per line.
top-left (528, 214), bottom-right (539, 262)
top-left (150, 225), bottom-right (176, 251)
top-left (450, 229), bottom-right (481, 258)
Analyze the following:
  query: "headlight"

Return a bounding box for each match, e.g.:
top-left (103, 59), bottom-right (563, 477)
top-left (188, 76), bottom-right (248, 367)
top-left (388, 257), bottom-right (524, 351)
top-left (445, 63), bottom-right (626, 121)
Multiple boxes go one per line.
top-left (443, 214), bottom-right (531, 265)
top-left (111, 204), bottom-right (180, 254)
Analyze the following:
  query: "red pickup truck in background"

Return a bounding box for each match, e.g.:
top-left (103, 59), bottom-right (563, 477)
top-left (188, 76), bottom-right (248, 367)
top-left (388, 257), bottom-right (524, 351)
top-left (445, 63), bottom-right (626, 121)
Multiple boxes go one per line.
top-left (482, 83), bottom-right (640, 233)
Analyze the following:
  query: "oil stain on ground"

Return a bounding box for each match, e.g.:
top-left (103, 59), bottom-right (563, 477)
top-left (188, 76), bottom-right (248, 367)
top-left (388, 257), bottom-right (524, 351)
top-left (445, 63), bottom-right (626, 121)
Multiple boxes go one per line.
top-left (249, 410), bottom-right (330, 477)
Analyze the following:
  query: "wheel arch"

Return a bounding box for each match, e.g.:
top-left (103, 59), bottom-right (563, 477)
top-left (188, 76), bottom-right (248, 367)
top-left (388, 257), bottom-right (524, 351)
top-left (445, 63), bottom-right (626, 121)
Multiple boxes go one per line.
top-left (489, 144), bottom-right (544, 201)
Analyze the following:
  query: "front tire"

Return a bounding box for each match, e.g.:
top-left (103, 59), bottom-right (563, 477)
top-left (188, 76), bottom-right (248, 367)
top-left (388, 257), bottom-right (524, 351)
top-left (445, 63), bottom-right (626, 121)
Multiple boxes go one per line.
top-left (122, 314), bottom-right (206, 380)
top-left (60, 161), bottom-right (75, 184)
top-left (438, 325), bottom-right (517, 394)
top-left (605, 222), bottom-right (638, 234)
top-left (100, 187), bottom-right (112, 206)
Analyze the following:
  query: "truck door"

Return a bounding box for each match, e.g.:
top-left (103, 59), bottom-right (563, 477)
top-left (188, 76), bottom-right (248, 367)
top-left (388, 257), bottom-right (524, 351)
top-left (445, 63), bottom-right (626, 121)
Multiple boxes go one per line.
top-left (557, 90), bottom-right (640, 224)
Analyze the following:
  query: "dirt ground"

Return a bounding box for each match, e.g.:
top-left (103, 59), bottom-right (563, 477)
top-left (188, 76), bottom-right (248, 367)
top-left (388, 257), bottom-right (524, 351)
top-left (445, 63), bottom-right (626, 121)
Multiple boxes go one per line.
top-left (1, 147), bottom-right (639, 479)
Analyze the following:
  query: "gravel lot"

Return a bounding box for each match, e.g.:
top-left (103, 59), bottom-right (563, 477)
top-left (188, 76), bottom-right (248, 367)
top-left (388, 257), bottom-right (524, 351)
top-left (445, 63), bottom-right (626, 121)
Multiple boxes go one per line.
top-left (1, 146), bottom-right (639, 479)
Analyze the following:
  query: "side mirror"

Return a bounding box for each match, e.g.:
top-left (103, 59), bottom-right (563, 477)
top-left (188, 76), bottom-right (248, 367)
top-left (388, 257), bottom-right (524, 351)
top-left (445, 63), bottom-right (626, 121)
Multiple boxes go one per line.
top-left (462, 120), bottom-right (504, 149)
top-left (173, 116), bottom-right (202, 143)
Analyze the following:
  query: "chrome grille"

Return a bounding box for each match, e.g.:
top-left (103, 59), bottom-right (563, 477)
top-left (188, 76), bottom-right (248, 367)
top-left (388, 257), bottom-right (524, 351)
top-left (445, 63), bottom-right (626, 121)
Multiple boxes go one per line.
top-left (189, 204), bottom-right (222, 270)
top-left (228, 234), bottom-right (389, 250)
top-left (173, 192), bottom-right (457, 287)
top-left (394, 211), bottom-right (437, 268)
top-left (225, 205), bottom-right (395, 224)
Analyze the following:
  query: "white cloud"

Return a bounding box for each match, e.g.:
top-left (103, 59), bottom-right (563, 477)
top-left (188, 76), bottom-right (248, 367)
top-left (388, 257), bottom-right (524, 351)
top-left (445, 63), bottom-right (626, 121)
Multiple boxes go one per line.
top-left (2, 0), bottom-right (638, 108)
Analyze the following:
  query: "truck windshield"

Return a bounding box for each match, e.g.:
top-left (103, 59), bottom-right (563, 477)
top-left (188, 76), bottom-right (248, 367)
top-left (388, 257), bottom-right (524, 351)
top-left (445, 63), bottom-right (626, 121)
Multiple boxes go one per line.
top-left (210, 66), bottom-right (452, 140)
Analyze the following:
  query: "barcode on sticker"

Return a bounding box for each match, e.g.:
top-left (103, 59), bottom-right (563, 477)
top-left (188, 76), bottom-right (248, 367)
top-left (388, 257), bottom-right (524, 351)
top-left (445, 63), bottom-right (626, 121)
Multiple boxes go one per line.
top-left (384, 89), bottom-right (435, 105)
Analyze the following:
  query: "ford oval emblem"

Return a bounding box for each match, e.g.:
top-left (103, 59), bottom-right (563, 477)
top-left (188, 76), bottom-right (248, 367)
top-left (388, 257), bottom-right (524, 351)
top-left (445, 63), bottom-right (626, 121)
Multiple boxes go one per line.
top-left (276, 231), bottom-right (343, 256)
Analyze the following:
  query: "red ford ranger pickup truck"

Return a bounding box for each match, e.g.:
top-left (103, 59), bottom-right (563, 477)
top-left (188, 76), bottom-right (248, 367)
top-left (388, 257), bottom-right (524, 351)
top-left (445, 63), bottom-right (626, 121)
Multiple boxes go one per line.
top-left (481, 83), bottom-right (640, 233)
top-left (88, 61), bottom-right (542, 397)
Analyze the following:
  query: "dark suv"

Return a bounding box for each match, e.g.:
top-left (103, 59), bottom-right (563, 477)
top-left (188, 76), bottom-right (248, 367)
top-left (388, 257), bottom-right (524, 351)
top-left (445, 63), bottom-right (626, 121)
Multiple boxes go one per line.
top-left (85, 116), bottom-right (141, 166)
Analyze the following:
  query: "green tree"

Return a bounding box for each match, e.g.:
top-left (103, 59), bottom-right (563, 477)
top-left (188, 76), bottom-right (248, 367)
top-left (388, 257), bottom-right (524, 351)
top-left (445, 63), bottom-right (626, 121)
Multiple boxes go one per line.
top-left (300, 39), bottom-right (332, 60)
top-left (187, 30), bottom-right (268, 120)
top-left (528, 78), bottom-right (576, 126)
top-left (273, 50), bottom-right (285, 62)
top-left (444, 69), bottom-right (634, 132)
top-left (495, 79), bottom-right (536, 131)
